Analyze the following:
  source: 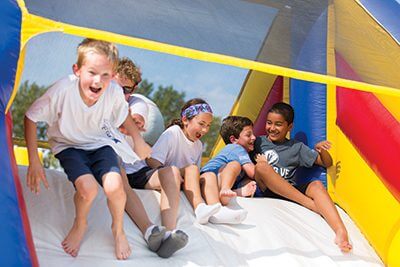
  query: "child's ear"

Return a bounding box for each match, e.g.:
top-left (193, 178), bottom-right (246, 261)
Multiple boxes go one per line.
top-left (182, 116), bottom-right (188, 126)
top-left (229, 135), bottom-right (237, 144)
top-left (288, 123), bottom-right (293, 131)
top-left (72, 64), bottom-right (80, 76)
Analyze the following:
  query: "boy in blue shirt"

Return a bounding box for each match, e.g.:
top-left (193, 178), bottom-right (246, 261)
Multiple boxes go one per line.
top-left (201, 116), bottom-right (260, 208)
top-left (252, 102), bottom-right (352, 252)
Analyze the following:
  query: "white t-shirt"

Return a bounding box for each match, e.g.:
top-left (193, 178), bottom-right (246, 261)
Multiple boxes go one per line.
top-left (124, 125), bottom-right (203, 173)
top-left (26, 75), bottom-right (140, 164)
top-left (127, 94), bottom-right (165, 145)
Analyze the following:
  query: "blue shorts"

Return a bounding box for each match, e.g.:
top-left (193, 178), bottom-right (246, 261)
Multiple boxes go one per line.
top-left (230, 170), bottom-right (248, 189)
top-left (55, 146), bottom-right (121, 186)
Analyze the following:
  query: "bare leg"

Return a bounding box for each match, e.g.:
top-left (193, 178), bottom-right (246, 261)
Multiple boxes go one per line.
top-left (218, 161), bottom-right (242, 205)
top-left (121, 168), bottom-right (153, 234)
top-left (305, 181), bottom-right (352, 252)
top-left (147, 166), bottom-right (188, 257)
top-left (62, 174), bottom-right (98, 257)
top-left (103, 172), bottom-right (131, 260)
top-left (255, 162), bottom-right (317, 212)
top-left (182, 165), bottom-right (220, 224)
top-left (146, 166), bottom-right (182, 230)
top-left (200, 172), bottom-right (221, 205)
top-left (182, 165), bottom-right (204, 209)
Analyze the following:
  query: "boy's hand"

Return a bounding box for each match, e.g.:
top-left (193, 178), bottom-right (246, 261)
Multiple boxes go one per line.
top-left (255, 154), bottom-right (268, 163)
top-left (27, 161), bottom-right (49, 194)
top-left (314, 140), bottom-right (331, 153)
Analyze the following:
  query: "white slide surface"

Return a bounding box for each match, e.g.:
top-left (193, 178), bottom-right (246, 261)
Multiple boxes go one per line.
top-left (19, 166), bottom-right (383, 266)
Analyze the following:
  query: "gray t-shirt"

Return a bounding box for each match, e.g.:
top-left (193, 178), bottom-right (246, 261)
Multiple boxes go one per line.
top-left (251, 136), bottom-right (318, 185)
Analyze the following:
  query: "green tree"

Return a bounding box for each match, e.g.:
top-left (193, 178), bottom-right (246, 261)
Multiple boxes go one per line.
top-left (12, 81), bottom-right (48, 139)
top-left (152, 85), bottom-right (186, 126)
top-left (135, 79), bottom-right (154, 97)
top-left (12, 81), bottom-right (61, 169)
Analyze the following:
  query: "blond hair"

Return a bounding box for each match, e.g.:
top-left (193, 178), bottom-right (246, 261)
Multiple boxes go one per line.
top-left (116, 57), bottom-right (142, 84)
top-left (76, 38), bottom-right (119, 71)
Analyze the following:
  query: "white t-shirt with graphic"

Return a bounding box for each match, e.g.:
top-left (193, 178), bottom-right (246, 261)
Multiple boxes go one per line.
top-left (124, 124), bottom-right (203, 174)
top-left (26, 75), bottom-right (140, 164)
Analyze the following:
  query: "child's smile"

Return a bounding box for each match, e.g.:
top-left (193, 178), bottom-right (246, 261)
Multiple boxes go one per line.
top-left (89, 86), bottom-right (102, 94)
top-left (73, 51), bottom-right (114, 107)
top-left (184, 112), bottom-right (213, 142)
top-left (265, 112), bottom-right (292, 143)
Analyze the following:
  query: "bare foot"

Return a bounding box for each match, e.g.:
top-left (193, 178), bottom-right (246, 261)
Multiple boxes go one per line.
top-left (61, 220), bottom-right (87, 257)
top-left (113, 230), bottom-right (131, 260)
top-left (335, 228), bottom-right (352, 253)
top-left (234, 181), bottom-right (257, 197)
top-left (220, 189), bottom-right (237, 206)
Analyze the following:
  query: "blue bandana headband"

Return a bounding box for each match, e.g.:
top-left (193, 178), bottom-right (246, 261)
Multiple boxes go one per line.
top-left (181, 103), bottom-right (213, 118)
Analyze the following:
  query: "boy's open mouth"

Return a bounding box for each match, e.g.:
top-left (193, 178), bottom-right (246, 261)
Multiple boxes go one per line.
top-left (89, 86), bottom-right (102, 94)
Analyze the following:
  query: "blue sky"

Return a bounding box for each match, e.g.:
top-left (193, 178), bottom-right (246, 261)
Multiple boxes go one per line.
top-left (20, 33), bottom-right (248, 117)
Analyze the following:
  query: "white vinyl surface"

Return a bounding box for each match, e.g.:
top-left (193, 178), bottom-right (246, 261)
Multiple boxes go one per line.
top-left (19, 166), bottom-right (383, 267)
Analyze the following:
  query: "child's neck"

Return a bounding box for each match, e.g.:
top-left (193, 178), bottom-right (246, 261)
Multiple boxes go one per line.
top-left (182, 128), bottom-right (196, 142)
top-left (79, 86), bottom-right (97, 107)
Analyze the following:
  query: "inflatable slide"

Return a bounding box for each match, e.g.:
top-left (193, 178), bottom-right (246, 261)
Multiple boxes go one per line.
top-left (1, 0), bottom-right (399, 266)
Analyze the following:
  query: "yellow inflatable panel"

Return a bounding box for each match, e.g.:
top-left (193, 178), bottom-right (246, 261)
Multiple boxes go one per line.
top-left (333, 128), bottom-right (400, 265)
top-left (14, 146), bottom-right (43, 166)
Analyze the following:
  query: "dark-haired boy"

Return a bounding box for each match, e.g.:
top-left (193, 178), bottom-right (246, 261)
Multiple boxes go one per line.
top-left (252, 102), bottom-right (352, 252)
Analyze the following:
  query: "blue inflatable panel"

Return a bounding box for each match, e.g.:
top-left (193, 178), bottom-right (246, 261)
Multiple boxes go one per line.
top-left (290, 7), bottom-right (327, 186)
top-left (0, 114), bottom-right (33, 266)
top-left (0, 0), bottom-right (21, 112)
top-left (360, 0), bottom-right (400, 42)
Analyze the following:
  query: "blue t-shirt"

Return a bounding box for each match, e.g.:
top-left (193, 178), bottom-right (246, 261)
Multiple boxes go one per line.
top-left (201, 144), bottom-right (252, 175)
top-left (251, 136), bottom-right (318, 186)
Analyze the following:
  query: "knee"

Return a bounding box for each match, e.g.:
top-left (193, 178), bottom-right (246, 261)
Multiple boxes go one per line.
top-left (226, 161), bottom-right (241, 174)
top-left (77, 181), bottom-right (98, 201)
top-left (185, 164), bottom-right (199, 174)
top-left (103, 175), bottom-right (125, 199)
top-left (307, 180), bottom-right (325, 195)
top-left (160, 166), bottom-right (182, 188)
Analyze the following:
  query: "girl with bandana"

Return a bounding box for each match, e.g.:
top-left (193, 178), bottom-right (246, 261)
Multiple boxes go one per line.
top-left (122, 99), bottom-right (245, 258)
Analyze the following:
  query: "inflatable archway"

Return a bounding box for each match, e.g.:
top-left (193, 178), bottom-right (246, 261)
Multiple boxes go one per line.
top-left (1, 0), bottom-right (399, 266)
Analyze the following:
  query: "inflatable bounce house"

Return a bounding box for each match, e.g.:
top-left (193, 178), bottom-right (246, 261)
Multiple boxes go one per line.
top-left (1, 0), bottom-right (399, 266)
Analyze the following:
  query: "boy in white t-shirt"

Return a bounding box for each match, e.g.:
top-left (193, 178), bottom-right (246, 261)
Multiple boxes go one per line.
top-left (24, 39), bottom-right (150, 260)
top-left (115, 57), bottom-right (165, 145)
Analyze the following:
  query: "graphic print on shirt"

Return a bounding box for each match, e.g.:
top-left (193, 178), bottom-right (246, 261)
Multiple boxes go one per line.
top-left (263, 149), bottom-right (290, 179)
top-left (101, 119), bottom-right (121, 144)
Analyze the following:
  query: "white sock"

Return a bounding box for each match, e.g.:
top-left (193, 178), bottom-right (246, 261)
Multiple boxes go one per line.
top-left (195, 203), bottom-right (221, 224)
top-left (144, 225), bottom-right (157, 241)
top-left (163, 230), bottom-right (172, 241)
top-left (209, 206), bottom-right (247, 224)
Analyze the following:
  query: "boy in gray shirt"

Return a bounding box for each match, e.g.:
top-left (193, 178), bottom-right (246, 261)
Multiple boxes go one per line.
top-left (252, 102), bottom-right (352, 253)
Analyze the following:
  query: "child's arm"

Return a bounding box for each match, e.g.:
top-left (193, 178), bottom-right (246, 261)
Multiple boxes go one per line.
top-left (314, 140), bottom-right (333, 168)
top-left (24, 116), bottom-right (49, 194)
top-left (242, 154), bottom-right (268, 179)
top-left (122, 114), bottom-right (151, 159)
top-left (145, 157), bottom-right (163, 169)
